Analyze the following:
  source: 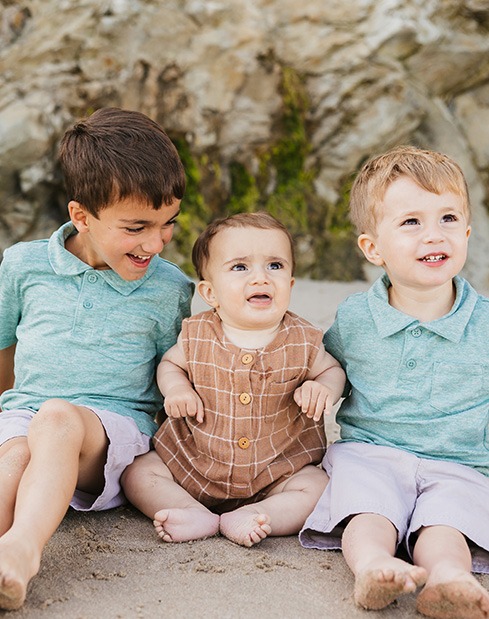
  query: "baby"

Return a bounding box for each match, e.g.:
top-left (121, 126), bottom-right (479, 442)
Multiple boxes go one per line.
top-left (122, 212), bottom-right (345, 547)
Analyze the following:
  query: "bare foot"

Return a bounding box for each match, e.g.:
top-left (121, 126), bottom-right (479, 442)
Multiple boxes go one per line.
top-left (354, 558), bottom-right (427, 610)
top-left (0, 535), bottom-right (40, 610)
top-left (153, 507), bottom-right (219, 543)
top-left (417, 572), bottom-right (489, 619)
top-left (219, 507), bottom-right (272, 547)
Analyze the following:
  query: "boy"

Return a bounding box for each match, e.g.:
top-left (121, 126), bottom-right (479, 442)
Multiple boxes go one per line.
top-left (300, 146), bottom-right (489, 619)
top-left (0, 107), bottom-right (194, 609)
top-left (122, 213), bottom-right (345, 547)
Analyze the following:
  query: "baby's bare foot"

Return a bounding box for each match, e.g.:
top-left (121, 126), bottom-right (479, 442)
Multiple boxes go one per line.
top-left (354, 558), bottom-right (427, 610)
top-left (153, 507), bottom-right (219, 543)
top-left (219, 508), bottom-right (272, 547)
top-left (0, 535), bottom-right (40, 610)
top-left (417, 573), bottom-right (489, 619)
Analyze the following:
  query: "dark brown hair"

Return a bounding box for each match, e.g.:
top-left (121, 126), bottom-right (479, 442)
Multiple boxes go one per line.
top-left (192, 212), bottom-right (296, 280)
top-left (58, 107), bottom-right (186, 216)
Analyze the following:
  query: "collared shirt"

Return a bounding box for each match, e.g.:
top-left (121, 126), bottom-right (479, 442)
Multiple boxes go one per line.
top-left (0, 222), bottom-right (194, 435)
top-left (324, 274), bottom-right (489, 476)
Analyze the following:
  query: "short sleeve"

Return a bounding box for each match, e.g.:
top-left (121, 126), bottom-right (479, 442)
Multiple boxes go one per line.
top-left (0, 248), bottom-right (21, 349)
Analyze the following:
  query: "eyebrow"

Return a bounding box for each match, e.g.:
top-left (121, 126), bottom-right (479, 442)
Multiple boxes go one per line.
top-left (119, 209), bottom-right (181, 225)
top-left (223, 255), bottom-right (290, 266)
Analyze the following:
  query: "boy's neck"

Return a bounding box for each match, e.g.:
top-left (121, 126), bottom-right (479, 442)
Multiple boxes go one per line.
top-left (221, 322), bottom-right (281, 349)
top-left (388, 280), bottom-right (456, 322)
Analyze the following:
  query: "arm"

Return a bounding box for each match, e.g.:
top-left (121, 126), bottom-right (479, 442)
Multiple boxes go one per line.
top-left (156, 334), bottom-right (205, 423)
top-left (0, 344), bottom-right (15, 407)
top-left (293, 347), bottom-right (346, 422)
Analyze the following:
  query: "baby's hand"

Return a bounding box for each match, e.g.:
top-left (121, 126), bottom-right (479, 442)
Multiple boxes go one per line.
top-left (294, 381), bottom-right (332, 422)
top-left (164, 385), bottom-right (205, 423)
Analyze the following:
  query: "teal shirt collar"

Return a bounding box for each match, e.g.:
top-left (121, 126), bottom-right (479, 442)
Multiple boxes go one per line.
top-left (369, 273), bottom-right (478, 343)
top-left (48, 222), bottom-right (159, 296)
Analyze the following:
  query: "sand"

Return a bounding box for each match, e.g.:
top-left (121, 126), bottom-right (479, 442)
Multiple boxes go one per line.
top-left (8, 279), bottom-right (489, 618)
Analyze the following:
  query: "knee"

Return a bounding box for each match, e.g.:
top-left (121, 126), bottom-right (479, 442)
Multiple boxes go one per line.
top-left (31, 398), bottom-right (84, 437)
top-left (0, 439), bottom-right (30, 473)
top-left (121, 451), bottom-right (169, 490)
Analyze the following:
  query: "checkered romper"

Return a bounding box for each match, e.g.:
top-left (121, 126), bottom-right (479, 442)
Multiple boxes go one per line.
top-left (153, 310), bottom-right (327, 508)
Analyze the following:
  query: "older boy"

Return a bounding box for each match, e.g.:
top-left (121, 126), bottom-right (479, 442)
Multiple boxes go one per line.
top-left (0, 108), bottom-right (193, 609)
top-left (300, 146), bottom-right (489, 619)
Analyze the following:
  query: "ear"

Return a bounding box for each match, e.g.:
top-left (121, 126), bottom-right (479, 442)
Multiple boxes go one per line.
top-left (357, 233), bottom-right (384, 267)
top-left (466, 225), bottom-right (472, 239)
top-left (290, 276), bottom-right (295, 289)
top-left (197, 280), bottom-right (219, 308)
top-left (68, 201), bottom-right (90, 233)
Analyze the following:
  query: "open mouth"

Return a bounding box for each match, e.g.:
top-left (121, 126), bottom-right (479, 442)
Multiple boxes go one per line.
top-left (419, 254), bottom-right (447, 263)
top-left (127, 253), bottom-right (152, 268)
top-left (247, 293), bottom-right (272, 304)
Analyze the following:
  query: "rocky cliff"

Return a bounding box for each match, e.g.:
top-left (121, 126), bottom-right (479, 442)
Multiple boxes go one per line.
top-left (1, 0), bottom-right (488, 287)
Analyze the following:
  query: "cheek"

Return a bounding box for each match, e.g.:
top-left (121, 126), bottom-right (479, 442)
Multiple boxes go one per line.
top-left (162, 227), bottom-right (174, 245)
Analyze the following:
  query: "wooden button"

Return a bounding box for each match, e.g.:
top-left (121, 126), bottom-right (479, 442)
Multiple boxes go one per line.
top-left (239, 392), bottom-right (251, 405)
top-left (241, 353), bottom-right (254, 365)
top-left (238, 437), bottom-right (250, 449)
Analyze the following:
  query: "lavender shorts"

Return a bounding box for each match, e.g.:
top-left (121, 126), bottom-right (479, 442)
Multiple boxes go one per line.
top-left (299, 442), bottom-right (489, 574)
top-left (0, 407), bottom-right (151, 511)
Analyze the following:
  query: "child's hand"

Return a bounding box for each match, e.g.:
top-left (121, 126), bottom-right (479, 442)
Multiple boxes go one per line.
top-left (164, 385), bottom-right (205, 423)
top-left (293, 381), bottom-right (333, 422)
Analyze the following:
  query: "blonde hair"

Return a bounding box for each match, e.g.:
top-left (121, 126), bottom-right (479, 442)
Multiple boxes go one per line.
top-left (192, 212), bottom-right (295, 280)
top-left (349, 145), bottom-right (470, 235)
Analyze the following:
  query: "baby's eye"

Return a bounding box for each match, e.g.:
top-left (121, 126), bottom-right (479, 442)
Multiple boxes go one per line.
top-left (401, 218), bottom-right (419, 226)
top-left (268, 261), bottom-right (283, 270)
top-left (231, 263), bottom-right (247, 271)
top-left (441, 213), bottom-right (457, 223)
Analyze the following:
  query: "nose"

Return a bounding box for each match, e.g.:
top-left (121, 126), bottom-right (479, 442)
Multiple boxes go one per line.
top-left (250, 265), bottom-right (269, 284)
top-left (141, 228), bottom-right (173, 255)
top-left (423, 222), bottom-right (444, 244)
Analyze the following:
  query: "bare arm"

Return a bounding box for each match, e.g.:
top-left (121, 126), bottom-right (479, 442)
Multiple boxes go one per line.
top-left (0, 344), bottom-right (15, 407)
top-left (294, 347), bottom-right (346, 422)
top-left (157, 335), bottom-right (204, 423)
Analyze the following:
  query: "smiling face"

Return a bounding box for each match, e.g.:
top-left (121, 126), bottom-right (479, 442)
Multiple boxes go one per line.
top-left (197, 226), bottom-right (295, 331)
top-left (358, 175), bottom-right (471, 295)
top-left (67, 197), bottom-right (181, 280)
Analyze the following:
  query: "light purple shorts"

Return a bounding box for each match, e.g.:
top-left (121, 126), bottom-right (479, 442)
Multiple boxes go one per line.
top-left (300, 442), bottom-right (489, 574)
top-left (0, 407), bottom-right (151, 511)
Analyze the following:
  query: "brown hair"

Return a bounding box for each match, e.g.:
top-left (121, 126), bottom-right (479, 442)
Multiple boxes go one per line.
top-left (192, 212), bottom-right (296, 279)
top-left (58, 107), bottom-right (186, 216)
top-left (349, 145), bottom-right (470, 235)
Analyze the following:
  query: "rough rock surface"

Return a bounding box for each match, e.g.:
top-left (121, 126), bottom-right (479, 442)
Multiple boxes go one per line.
top-left (1, 0), bottom-right (488, 286)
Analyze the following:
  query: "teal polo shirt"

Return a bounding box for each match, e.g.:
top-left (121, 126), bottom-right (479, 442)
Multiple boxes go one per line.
top-left (324, 274), bottom-right (489, 476)
top-left (0, 222), bottom-right (194, 436)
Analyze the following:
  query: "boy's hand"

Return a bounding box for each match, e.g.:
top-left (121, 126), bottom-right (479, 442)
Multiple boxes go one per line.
top-left (164, 385), bottom-right (205, 423)
top-left (293, 380), bottom-right (333, 422)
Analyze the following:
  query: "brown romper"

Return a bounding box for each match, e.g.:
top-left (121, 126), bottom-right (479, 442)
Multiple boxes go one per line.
top-left (153, 310), bottom-right (327, 509)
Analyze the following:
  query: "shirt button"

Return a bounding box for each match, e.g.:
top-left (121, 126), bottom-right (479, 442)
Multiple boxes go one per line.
top-left (239, 392), bottom-right (251, 405)
top-left (411, 328), bottom-right (422, 338)
top-left (238, 437), bottom-right (250, 449)
top-left (241, 353), bottom-right (254, 365)
top-left (88, 273), bottom-right (98, 283)
top-left (406, 359), bottom-right (417, 369)
top-left (83, 300), bottom-right (93, 309)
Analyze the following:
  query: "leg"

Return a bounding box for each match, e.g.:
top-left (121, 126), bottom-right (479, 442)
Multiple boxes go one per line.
top-left (0, 438), bottom-right (30, 536)
top-left (415, 525), bottom-right (489, 619)
top-left (0, 399), bottom-right (109, 610)
top-left (121, 451), bottom-right (219, 543)
top-left (342, 513), bottom-right (427, 610)
top-left (219, 465), bottom-right (327, 548)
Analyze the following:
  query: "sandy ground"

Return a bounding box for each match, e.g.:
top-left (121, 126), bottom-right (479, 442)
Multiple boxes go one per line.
top-left (7, 279), bottom-right (489, 619)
